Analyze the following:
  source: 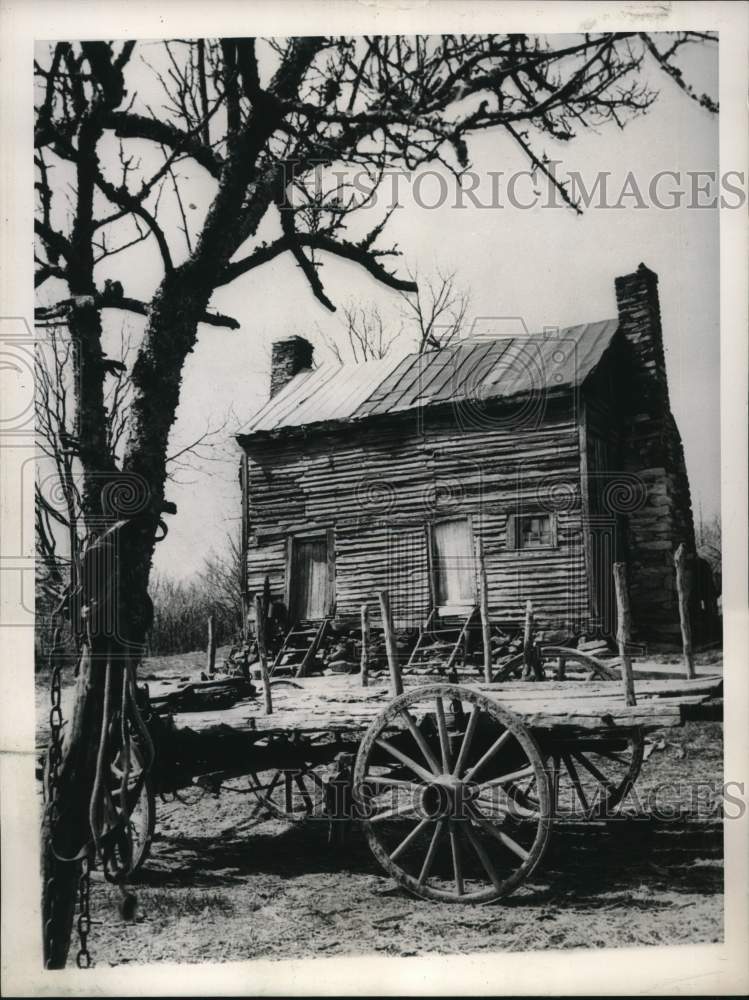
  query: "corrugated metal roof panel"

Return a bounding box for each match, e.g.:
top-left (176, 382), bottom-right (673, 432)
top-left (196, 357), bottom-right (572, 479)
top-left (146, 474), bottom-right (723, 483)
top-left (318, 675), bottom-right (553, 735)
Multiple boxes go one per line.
top-left (242, 355), bottom-right (399, 433)
top-left (239, 319), bottom-right (619, 437)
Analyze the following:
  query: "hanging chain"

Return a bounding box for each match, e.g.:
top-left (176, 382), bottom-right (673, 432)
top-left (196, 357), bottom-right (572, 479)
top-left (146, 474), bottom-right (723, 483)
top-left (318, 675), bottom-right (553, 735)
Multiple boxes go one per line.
top-left (75, 853), bottom-right (92, 969)
top-left (43, 617), bottom-right (68, 965)
top-left (44, 590), bottom-right (96, 969)
top-left (46, 622), bottom-right (65, 823)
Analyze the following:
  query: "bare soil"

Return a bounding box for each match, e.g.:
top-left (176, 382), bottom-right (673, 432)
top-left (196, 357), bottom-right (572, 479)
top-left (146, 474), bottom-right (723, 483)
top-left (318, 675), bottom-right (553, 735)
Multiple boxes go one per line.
top-left (37, 652), bottom-right (724, 966)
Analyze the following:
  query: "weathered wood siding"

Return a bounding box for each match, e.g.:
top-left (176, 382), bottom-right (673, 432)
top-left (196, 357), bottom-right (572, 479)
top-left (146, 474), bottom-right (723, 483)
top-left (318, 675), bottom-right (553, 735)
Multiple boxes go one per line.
top-left (244, 397), bottom-right (590, 628)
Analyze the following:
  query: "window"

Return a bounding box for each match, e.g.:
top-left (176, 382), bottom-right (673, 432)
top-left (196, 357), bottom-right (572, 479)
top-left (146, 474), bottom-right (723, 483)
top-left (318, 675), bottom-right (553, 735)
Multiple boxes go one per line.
top-left (507, 512), bottom-right (557, 549)
top-left (520, 514), bottom-right (553, 548)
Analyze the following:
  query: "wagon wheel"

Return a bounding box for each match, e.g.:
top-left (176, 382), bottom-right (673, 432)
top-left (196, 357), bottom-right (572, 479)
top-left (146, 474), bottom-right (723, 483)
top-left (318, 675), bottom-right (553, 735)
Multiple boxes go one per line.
top-left (247, 761), bottom-right (328, 823)
top-left (109, 741), bottom-right (156, 874)
top-left (354, 684), bottom-right (552, 903)
top-left (494, 646), bottom-right (618, 682)
top-left (511, 729), bottom-right (645, 820)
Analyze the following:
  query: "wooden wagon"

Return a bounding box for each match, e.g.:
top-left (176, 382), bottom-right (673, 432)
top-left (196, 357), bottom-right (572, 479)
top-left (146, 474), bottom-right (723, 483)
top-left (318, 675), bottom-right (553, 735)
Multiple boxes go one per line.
top-left (128, 667), bottom-right (722, 904)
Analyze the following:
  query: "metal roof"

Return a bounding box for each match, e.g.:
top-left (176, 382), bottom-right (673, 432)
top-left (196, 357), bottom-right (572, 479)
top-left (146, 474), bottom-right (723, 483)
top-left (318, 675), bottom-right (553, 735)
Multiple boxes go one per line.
top-left (239, 319), bottom-right (619, 437)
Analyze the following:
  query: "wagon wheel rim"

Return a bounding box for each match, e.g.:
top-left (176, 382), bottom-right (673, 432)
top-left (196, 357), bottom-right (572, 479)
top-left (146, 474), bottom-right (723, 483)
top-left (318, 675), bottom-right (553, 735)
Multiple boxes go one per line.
top-left (513, 729), bottom-right (645, 820)
top-left (109, 743), bottom-right (156, 874)
top-left (354, 684), bottom-right (552, 903)
top-left (493, 646), bottom-right (618, 682)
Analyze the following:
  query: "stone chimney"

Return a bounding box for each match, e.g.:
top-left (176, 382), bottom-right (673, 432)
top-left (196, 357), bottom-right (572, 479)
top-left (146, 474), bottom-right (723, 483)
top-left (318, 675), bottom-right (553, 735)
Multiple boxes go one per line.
top-left (615, 263), bottom-right (668, 406)
top-left (270, 336), bottom-right (314, 398)
top-left (614, 264), bottom-right (696, 642)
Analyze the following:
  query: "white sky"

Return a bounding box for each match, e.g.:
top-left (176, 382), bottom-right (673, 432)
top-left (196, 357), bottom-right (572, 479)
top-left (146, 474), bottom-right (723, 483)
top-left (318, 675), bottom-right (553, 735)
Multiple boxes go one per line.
top-left (43, 37), bottom-right (721, 580)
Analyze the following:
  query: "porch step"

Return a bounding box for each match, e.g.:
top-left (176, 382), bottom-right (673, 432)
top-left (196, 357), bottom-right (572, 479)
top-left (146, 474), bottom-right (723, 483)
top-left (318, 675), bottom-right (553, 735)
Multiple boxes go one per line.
top-left (405, 606), bottom-right (479, 674)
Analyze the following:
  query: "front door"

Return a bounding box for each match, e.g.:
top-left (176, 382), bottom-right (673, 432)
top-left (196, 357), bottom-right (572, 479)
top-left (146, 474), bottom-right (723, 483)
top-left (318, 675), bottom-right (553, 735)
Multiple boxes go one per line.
top-left (432, 518), bottom-right (476, 608)
top-left (289, 534), bottom-right (332, 621)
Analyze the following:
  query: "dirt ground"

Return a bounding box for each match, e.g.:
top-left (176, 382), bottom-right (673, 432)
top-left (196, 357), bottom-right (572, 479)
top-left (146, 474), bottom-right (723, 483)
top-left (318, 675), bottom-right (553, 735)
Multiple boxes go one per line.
top-left (37, 652), bottom-right (724, 966)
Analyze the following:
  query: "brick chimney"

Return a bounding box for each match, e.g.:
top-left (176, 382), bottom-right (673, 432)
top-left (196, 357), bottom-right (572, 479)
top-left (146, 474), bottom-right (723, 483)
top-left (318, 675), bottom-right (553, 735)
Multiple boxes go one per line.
top-left (270, 336), bottom-right (313, 398)
top-left (614, 264), bottom-right (696, 642)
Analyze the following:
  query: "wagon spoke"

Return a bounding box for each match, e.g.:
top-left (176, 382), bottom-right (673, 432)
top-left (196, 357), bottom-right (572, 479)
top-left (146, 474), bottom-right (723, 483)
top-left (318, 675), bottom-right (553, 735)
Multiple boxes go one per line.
top-left (370, 799), bottom-right (419, 824)
top-left (284, 772), bottom-right (294, 813)
top-left (375, 738), bottom-right (435, 783)
top-left (248, 769), bottom-right (282, 816)
top-left (476, 790), bottom-right (537, 821)
top-left (303, 766), bottom-right (327, 790)
top-left (448, 820), bottom-right (464, 896)
top-left (464, 822), bottom-right (502, 890)
top-left (562, 753), bottom-right (590, 813)
top-left (463, 728), bottom-right (511, 782)
top-left (417, 818), bottom-right (445, 886)
top-left (435, 697), bottom-right (451, 773)
top-left (399, 710), bottom-right (442, 775)
top-left (477, 764), bottom-right (536, 790)
top-left (452, 705), bottom-right (480, 778)
top-left (294, 773), bottom-right (314, 813)
top-left (572, 751), bottom-right (617, 790)
top-left (365, 775), bottom-right (422, 791)
top-left (467, 804), bottom-right (530, 862)
top-left (390, 816), bottom-right (431, 861)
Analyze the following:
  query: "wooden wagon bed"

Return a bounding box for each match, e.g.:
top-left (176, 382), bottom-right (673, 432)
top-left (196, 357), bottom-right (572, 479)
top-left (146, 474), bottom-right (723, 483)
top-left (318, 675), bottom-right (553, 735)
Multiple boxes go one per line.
top-left (168, 673), bottom-right (723, 739)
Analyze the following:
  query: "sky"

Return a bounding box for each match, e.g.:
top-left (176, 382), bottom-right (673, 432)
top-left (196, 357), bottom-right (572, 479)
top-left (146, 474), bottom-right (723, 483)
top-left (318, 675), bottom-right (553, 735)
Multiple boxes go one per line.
top-left (40, 36), bottom-right (722, 580)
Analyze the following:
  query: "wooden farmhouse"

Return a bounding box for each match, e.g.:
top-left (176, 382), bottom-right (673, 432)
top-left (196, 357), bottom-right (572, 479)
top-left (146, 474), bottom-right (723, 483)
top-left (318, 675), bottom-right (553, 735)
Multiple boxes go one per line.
top-left (237, 265), bottom-right (696, 645)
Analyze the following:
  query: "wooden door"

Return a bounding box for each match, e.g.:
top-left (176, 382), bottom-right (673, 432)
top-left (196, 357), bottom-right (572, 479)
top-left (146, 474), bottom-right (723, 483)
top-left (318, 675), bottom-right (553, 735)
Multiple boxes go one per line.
top-left (289, 535), bottom-right (331, 621)
top-left (432, 518), bottom-right (476, 607)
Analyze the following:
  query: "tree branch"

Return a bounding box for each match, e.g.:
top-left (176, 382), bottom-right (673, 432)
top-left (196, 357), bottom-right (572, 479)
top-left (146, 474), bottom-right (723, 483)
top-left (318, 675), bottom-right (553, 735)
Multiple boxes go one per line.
top-left (218, 231), bottom-right (417, 293)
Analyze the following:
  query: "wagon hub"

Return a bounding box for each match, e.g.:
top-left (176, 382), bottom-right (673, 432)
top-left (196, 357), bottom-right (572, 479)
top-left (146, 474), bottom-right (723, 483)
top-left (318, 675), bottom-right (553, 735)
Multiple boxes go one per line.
top-left (417, 774), bottom-right (478, 820)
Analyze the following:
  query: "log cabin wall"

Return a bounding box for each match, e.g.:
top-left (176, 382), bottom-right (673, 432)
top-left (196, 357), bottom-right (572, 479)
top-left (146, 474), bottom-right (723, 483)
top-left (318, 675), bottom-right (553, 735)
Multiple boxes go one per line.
top-left (580, 342), bottom-right (629, 639)
top-left (243, 392), bottom-right (591, 630)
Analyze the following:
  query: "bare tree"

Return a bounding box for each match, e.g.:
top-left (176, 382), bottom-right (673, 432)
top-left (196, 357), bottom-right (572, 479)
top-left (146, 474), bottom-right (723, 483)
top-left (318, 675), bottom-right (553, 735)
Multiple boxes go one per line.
top-left (35, 325), bottom-right (134, 599)
top-left (34, 33), bottom-right (717, 965)
top-left (317, 302), bottom-right (404, 364)
top-left (199, 531), bottom-right (245, 632)
top-left (399, 267), bottom-right (471, 352)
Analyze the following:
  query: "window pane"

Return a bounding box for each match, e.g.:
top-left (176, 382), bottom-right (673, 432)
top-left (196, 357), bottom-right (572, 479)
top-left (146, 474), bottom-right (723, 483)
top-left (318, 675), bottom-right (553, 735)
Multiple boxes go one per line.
top-left (520, 514), bottom-right (552, 547)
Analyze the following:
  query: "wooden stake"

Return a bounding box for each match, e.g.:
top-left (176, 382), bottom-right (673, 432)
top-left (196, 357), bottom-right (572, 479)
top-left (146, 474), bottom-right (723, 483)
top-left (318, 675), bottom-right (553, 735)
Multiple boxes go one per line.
top-left (240, 452), bottom-right (250, 641)
top-left (522, 600), bottom-right (534, 680)
top-left (254, 595), bottom-right (273, 714)
top-left (206, 614), bottom-right (217, 675)
top-left (613, 562), bottom-right (637, 706)
top-left (378, 590), bottom-right (403, 696)
top-left (475, 538), bottom-right (492, 682)
top-left (674, 543), bottom-right (696, 679)
top-left (360, 604), bottom-right (370, 687)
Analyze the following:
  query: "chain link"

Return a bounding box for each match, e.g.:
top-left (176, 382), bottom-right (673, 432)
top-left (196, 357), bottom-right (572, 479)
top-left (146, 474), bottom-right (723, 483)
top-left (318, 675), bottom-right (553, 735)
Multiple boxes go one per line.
top-left (46, 624), bottom-right (64, 824)
top-left (43, 622), bottom-right (66, 966)
top-left (44, 596), bottom-right (95, 969)
top-left (75, 854), bottom-right (92, 969)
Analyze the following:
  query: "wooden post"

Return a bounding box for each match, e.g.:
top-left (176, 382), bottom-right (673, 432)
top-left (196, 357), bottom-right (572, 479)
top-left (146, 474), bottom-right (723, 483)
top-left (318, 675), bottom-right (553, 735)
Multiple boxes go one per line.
top-left (254, 595), bottom-right (273, 715)
top-left (613, 562), bottom-right (637, 706)
top-left (674, 543), bottom-right (696, 679)
top-left (522, 600), bottom-right (534, 679)
top-left (360, 604), bottom-right (370, 687)
top-left (240, 452), bottom-right (250, 641)
top-left (378, 590), bottom-right (403, 696)
top-left (206, 614), bottom-right (217, 675)
top-left (475, 538), bottom-right (492, 683)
